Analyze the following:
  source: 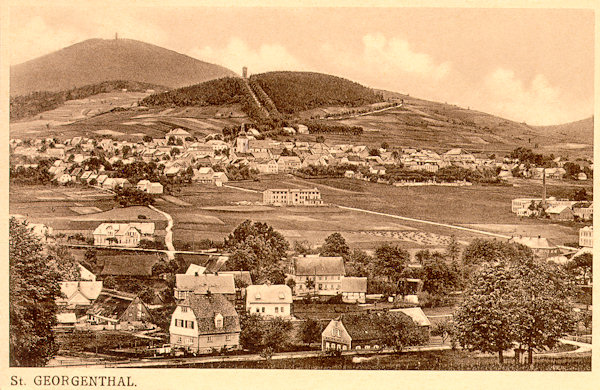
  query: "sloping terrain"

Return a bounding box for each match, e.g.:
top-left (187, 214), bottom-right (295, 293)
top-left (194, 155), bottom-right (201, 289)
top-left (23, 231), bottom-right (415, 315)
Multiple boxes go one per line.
top-left (10, 80), bottom-right (167, 121)
top-left (10, 38), bottom-right (236, 95)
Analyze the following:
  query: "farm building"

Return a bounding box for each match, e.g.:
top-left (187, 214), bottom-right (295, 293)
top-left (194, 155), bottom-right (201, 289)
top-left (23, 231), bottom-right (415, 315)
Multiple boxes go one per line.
top-left (294, 255), bottom-right (345, 296)
top-left (86, 292), bottom-right (153, 330)
top-left (321, 310), bottom-right (429, 352)
top-left (169, 293), bottom-right (241, 354)
top-left (340, 277), bottom-right (367, 303)
top-left (545, 205), bottom-right (574, 221)
top-left (245, 284), bottom-right (292, 318)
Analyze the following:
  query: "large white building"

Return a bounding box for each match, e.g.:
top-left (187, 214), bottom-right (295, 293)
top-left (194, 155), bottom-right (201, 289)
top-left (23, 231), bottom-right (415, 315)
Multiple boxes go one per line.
top-left (245, 284), bottom-right (293, 318)
top-left (579, 226), bottom-right (593, 248)
top-left (263, 188), bottom-right (323, 206)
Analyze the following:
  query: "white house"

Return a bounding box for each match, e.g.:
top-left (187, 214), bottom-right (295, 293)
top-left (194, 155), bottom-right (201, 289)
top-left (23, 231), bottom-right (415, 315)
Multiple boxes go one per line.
top-left (245, 284), bottom-right (292, 318)
top-left (93, 222), bottom-right (155, 247)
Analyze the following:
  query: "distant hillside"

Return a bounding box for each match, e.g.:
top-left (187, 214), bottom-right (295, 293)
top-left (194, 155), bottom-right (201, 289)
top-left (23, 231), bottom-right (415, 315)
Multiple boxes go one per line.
top-left (10, 38), bottom-right (236, 96)
top-left (250, 72), bottom-right (384, 114)
top-left (10, 80), bottom-right (167, 121)
top-left (531, 117), bottom-right (594, 144)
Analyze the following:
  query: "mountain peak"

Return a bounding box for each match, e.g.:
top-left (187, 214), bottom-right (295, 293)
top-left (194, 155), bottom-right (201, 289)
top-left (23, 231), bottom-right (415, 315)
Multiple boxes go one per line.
top-left (10, 38), bottom-right (236, 96)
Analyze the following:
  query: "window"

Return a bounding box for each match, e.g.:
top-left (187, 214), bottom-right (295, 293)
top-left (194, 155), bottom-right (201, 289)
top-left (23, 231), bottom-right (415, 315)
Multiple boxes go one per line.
top-left (215, 313), bottom-right (223, 328)
top-left (280, 307), bottom-right (285, 313)
top-left (225, 335), bottom-right (231, 341)
top-left (181, 306), bottom-right (188, 313)
top-left (261, 307), bottom-right (265, 313)
top-left (256, 308), bottom-right (260, 313)
top-left (207, 336), bottom-right (213, 343)
top-left (275, 307), bottom-right (279, 313)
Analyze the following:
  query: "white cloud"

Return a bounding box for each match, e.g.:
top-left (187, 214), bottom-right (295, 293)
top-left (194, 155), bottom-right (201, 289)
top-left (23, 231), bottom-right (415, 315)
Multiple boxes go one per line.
top-left (9, 12), bottom-right (169, 65)
top-left (360, 33), bottom-right (451, 81)
top-left (480, 68), bottom-right (588, 125)
top-left (190, 37), bottom-right (308, 75)
top-left (9, 16), bottom-right (81, 65)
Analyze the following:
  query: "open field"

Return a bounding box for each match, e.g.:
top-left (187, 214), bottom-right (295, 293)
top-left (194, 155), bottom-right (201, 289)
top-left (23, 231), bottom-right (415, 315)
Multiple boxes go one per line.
top-left (9, 184), bottom-right (168, 232)
top-left (225, 175), bottom-right (586, 246)
top-left (189, 349), bottom-right (591, 370)
top-left (11, 172), bottom-right (586, 252)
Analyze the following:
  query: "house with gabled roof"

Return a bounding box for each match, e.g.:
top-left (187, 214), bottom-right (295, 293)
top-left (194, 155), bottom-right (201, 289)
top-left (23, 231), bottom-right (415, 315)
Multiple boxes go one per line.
top-left (545, 205), bottom-right (574, 221)
top-left (340, 277), bottom-right (367, 303)
top-left (93, 222), bottom-right (155, 247)
top-left (508, 236), bottom-right (562, 260)
top-left (57, 281), bottom-right (103, 307)
top-left (294, 255), bottom-right (345, 296)
top-left (174, 273), bottom-right (236, 302)
top-left (169, 293), bottom-right (241, 354)
top-left (86, 291), bottom-right (153, 330)
top-left (245, 284), bottom-right (292, 318)
top-left (321, 309), bottom-right (430, 352)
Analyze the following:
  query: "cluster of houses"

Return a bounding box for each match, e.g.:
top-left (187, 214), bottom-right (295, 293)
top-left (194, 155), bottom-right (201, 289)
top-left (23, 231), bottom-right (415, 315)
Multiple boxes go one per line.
top-left (14, 129), bottom-right (582, 191)
top-left (167, 254), bottom-right (425, 354)
top-left (511, 197), bottom-right (593, 221)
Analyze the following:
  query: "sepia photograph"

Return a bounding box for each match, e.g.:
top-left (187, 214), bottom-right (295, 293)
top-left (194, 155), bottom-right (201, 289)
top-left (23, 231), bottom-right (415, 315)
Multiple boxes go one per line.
top-left (2, 1), bottom-right (596, 388)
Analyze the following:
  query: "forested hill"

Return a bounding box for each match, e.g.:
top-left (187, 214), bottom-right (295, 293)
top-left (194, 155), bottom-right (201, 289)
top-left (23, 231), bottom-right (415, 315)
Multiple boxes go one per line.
top-left (249, 72), bottom-right (384, 114)
top-left (140, 77), bottom-right (246, 107)
top-left (10, 80), bottom-right (168, 121)
top-left (10, 38), bottom-right (236, 96)
top-left (140, 71), bottom-right (385, 117)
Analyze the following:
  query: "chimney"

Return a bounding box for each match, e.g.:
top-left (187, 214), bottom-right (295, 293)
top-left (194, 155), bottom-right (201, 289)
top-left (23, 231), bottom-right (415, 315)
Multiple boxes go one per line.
top-left (542, 168), bottom-right (547, 206)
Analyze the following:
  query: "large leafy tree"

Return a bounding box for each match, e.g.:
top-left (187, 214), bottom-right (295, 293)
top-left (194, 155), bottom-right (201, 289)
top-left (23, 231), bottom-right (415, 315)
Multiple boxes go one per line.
top-left (455, 255), bottom-right (574, 365)
top-left (374, 244), bottom-right (410, 286)
top-left (510, 260), bottom-right (575, 366)
top-left (224, 220), bottom-right (289, 274)
top-left (10, 218), bottom-right (63, 366)
top-left (454, 262), bottom-right (517, 364)
top-left (566, 253), bottom-right (593, 285)
top-left (320, 232), bottom-right (350, 258)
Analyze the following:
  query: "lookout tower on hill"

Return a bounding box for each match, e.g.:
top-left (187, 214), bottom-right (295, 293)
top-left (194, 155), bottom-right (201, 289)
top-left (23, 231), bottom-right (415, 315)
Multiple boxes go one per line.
top-left (242, 66), bottom-right (248, 78)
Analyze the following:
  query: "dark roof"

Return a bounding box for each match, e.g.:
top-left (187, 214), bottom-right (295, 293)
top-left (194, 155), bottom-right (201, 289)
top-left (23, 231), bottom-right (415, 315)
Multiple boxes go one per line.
top-left (183, 293), bottom-right (240, 335)
top-left (87, 292), bottom-right (134, 320)
top-left (100, 255), bottom-right (159, 276)
top-left (176, 253), bottom-right (226, 273)
top-left (340, 312), bottom-right (414, 342)
top-left (295, 256), bottom-right (345, 276)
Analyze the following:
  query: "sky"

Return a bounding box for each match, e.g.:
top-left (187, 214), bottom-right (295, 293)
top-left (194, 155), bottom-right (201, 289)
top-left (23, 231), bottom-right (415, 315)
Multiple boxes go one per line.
top-left (7, 4), bottom-right (595, 126)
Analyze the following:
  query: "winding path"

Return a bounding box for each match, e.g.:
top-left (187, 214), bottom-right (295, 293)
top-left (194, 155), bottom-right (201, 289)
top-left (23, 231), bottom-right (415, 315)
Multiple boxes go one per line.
top-left (148, 205), bottom-right (175, 260)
